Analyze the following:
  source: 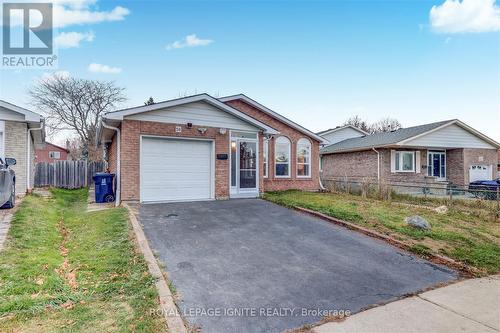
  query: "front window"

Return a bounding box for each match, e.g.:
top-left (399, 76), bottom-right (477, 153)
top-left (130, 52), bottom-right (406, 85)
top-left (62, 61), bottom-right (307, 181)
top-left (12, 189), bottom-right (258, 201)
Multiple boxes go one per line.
top-left (275, 136), bottom-right (290, 177)
top-left (297, 138), bottom-right (311, 177)
top-left (395, 151), bottom-right (414, 172)
top-left (263, 139), bottom-right (269, 178)
top-left (49, 151), bottom-right (61, 159)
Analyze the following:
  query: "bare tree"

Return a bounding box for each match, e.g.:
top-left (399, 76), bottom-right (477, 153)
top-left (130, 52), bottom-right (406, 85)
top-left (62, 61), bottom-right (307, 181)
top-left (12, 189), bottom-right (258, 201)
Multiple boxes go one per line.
top-left (344, 115), bottom-right (402, 134)
top-left (370, 117), bottom-right (402, 133)
top-left (144, 96), bottom-right (155, 105)
top-left (343, 115), bottom-right (371, 133)
top-left (29, 74), bottom-right (126, 160)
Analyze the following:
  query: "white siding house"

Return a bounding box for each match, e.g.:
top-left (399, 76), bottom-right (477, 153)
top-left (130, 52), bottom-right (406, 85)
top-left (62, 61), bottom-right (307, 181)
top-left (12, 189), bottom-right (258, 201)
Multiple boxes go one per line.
top-left (318, 125), bottom-right (367, 146)
top-left (0, 100), bottom-right (44, 195)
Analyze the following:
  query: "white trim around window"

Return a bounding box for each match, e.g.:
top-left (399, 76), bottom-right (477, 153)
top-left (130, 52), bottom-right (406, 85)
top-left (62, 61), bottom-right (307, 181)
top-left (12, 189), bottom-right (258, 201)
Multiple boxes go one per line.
top-left (296, 138), bottom-right (311, 178)
top-left (49, 151), bottom-right (61, 159)
top-left (395, 151), bottom-right (415, 172)
top-left (263, 138), bottom-right (269, 178)
top-left (275, 136), bottom-right (291, 178)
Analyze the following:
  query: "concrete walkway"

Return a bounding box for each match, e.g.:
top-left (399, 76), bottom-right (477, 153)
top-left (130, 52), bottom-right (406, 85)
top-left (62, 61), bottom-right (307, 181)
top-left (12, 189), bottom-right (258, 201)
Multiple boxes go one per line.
top-left (314, 275), bottom-right (500, 333)
top-left (0, 208), bottom-right (14, 251)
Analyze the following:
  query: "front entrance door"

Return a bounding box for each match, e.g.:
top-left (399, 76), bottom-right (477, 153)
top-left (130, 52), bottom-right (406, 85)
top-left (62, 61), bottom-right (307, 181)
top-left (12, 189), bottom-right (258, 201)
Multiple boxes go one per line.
top-left (230, 131), bottom-right (259, 198)
top-left (428, 151), bottom-right (446, 180)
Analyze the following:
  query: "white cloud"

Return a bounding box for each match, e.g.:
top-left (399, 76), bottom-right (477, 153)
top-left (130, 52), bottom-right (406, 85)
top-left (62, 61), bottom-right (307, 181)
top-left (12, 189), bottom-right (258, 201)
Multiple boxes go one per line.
top-left (3, 1), bottom-right (130, 28)
top-left (53, 5), bottom-right (130, 28)
top-left (430, 0), bottom-right (500, 33)
top-left (55, 31), bottom-right (94, 48)
top-left (166, 34), bottom-right (214, 50)
top-left (88, 63), bottom-right (122, 74)
top-left (40, 70), bottom-right (71, 82)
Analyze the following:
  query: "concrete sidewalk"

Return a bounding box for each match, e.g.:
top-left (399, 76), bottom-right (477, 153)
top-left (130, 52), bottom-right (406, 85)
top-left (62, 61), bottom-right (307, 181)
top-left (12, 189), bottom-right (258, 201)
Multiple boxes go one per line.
top-left (314, 275), bottom-right (500, 333)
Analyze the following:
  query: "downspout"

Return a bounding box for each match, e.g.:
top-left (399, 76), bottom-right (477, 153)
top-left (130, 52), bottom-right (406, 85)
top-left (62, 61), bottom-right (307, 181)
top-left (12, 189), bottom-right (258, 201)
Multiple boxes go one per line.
top-left (102, 120), bottom-right (121, 207)
top-left (318, 153), bottom-right (326, 191)
top-left (372, 147), bottom-right (380, 184)
top-left (27, 119), bottom-right (44, 193)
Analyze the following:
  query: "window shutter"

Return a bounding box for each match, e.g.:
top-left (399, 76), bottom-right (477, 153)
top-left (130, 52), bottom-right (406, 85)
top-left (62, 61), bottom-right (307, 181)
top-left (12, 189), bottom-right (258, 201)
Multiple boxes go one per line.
top-left (390, 150), bottom-right (396, 173)
top-left (415, 151), bottom-right (421, 173)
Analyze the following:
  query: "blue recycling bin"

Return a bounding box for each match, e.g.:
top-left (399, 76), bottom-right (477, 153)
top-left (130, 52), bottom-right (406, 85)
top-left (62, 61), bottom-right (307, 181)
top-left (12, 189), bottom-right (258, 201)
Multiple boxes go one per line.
top-left (93, 173), bottom-right (115, 203)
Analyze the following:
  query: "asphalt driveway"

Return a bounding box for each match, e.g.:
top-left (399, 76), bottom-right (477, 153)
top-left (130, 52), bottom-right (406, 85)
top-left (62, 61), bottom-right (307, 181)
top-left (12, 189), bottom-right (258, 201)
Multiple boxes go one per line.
top-left (139, 199), bottom-right (457, 333)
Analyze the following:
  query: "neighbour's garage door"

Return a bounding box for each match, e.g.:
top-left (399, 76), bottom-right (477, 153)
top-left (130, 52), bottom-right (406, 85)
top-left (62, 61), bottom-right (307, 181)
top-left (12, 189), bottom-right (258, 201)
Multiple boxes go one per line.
top-left (469, 165), bottom-right (492, 183)
top-left (141, 137), bottom-right (212, 202)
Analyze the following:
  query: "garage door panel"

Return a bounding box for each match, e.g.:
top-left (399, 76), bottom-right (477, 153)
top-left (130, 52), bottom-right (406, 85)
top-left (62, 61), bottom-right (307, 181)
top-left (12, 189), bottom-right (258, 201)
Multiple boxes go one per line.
top-left (141, 137), bottom-right (212, 202)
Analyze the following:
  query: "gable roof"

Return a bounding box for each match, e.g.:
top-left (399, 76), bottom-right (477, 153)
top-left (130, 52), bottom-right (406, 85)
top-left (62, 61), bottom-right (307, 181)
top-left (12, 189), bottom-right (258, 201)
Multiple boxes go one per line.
top-left (41, 142), bottom-right (69, 153)
top-left (219, 94), bottom-right (326, 143)
top-left (103, 93), bottom-right (278, 134)
top-left (317, 125), bottom-right (369, 137)
top-left (0, 100), bottom-right (43, 123)
top-left (321, 119), bottom-right (500, 154)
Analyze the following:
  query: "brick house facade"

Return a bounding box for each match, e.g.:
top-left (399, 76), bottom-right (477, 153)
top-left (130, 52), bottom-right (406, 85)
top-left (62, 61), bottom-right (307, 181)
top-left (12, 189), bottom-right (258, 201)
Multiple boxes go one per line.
top-left (35, 142), bottom-right (69, 163)
top-left (0, 101), bottom-right (44, 196)
top-left (224, 99), bottom-right (320, 191)
top-left (320, 120), bottom-right (499, 188)
top-left (101, 94), bottom-right (323, 203)
top-left (322, 147), bottom-right (497, 186)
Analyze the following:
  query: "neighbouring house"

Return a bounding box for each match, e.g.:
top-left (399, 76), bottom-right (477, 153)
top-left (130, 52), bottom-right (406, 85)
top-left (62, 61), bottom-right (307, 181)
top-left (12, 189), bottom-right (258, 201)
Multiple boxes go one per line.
top-left (320, 119), bottom-right (500, 187)
top-left (98, 94), bottom-right (325, 203)
top-left (0, 100), bottom-right (45, 195)
top-left (497, 150), bottom-right (500, 176)
top-left (317, 125), bottom-right (368, 147)
top-left (35, 142), bottom-right (69, 163)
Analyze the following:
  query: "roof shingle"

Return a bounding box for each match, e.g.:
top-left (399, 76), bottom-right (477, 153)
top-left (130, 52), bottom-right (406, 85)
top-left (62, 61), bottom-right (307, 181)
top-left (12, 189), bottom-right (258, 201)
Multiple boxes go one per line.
top-left (320, 120), bottom-right (453, 154)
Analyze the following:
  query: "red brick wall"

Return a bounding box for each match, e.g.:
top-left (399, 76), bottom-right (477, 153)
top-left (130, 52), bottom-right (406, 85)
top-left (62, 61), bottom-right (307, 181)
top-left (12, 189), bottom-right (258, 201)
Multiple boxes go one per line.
top-left (463, 148), bottom-right (497, 184)
top-left (321, 150), bottom-right (378, 181)
top-left (321, 147), bottom-right (498, 186)
top-left (35, 143), bottom-right (69, 163)
top-left (446, 149), bottom-right (464, 185)
top-left (107, 133), bottom-right (117, 173)
top-left (119, 119), bottom-right (230, 201)
top-left (224, 99), bottom-right (320, 191)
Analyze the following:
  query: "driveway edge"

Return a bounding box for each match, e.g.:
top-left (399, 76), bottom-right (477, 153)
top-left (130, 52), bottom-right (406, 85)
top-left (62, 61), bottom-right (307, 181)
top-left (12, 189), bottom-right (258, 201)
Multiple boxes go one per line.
top-left (123, 202), bottom-right (188, 333)
top-left (294, 206), bottom-right (478, 277)
top-left (0, 196), bottom-right (25, 252)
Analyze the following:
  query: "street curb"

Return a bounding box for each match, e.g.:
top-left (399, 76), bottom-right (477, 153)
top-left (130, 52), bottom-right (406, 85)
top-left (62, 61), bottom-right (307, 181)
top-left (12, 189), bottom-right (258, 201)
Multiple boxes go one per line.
top-left (123, 202), bottom-right (188, 333)
top-left (294, 206), bottom-right (479, 277)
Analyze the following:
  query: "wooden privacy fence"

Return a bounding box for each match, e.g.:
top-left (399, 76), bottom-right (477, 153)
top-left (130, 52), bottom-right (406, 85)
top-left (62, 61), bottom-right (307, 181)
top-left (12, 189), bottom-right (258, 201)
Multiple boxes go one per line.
top-left (34, 160), bottom-right (106, 189)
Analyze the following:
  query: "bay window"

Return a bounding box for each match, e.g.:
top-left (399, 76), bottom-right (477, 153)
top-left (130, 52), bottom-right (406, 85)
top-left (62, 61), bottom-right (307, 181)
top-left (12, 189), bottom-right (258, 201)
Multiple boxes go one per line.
top-left (297, 138), bottom-right (311, 177)
top-left (275, 136), bottom-right (290, 177)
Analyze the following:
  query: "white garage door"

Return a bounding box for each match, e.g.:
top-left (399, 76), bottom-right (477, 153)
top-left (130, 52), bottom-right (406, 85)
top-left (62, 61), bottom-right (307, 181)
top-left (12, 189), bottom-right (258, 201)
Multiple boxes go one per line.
top-left (141, 137), bottom-right (212, 202)
top-left (469, 165), bottom-right (492, 183)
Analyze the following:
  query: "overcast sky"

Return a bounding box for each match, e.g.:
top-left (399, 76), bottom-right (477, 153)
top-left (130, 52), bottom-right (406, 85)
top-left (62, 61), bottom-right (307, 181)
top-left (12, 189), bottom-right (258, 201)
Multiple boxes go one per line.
top-left (1, 0), bottom-right (499, 144)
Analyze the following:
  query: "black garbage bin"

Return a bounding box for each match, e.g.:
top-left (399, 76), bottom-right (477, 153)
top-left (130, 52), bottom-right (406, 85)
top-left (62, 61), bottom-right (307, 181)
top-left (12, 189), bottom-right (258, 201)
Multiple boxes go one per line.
top-left (93, 173), bottom-right (115, 203)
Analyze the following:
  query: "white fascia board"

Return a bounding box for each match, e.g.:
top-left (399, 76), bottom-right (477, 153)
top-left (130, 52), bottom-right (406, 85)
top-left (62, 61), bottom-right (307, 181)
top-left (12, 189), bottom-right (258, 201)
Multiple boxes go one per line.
top-left (104, 94), bottom-right (279, 135)
top-left (397, 120), bottom-right (500, 148)
top-left (0, 100), bottom-right (42, 122)
top-left (219, 94), bottom-right (326, 143)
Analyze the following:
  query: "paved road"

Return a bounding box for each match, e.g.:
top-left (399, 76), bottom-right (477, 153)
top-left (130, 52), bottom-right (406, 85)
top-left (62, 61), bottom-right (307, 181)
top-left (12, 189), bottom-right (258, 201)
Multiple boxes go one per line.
top-left (139, 199), bottom-right (457, 333)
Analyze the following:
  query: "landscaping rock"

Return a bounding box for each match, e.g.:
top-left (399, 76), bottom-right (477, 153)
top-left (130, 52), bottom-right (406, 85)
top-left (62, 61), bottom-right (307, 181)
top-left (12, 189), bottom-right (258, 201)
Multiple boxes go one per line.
top-left (405, 215), bottom-right (431, 230)
top-left (434, 205), bottom-right (448, 214)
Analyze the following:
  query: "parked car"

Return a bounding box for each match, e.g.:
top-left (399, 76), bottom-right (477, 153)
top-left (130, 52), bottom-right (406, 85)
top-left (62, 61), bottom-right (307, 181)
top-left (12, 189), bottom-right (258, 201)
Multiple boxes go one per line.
top-left (0, 158), bottom-right (16, 209)
top-left (469, 178), bottom-right (500, 200)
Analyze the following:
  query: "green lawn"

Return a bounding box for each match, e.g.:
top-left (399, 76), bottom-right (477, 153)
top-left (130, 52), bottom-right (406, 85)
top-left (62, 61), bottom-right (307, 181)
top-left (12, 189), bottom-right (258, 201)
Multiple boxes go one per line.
top-left (264, 190), bottom-right (500, 275)
top-left (0, 189), bottom-right (166, 332)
